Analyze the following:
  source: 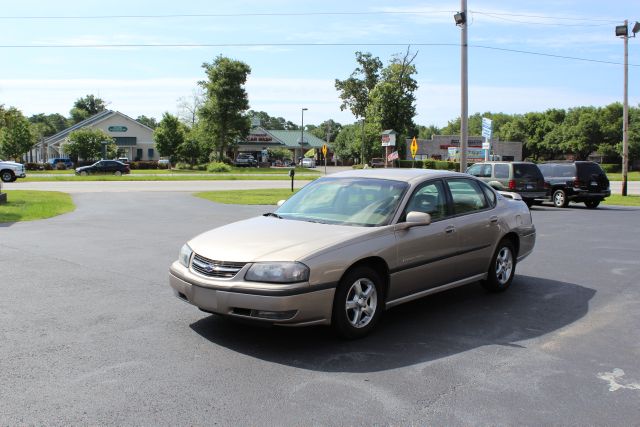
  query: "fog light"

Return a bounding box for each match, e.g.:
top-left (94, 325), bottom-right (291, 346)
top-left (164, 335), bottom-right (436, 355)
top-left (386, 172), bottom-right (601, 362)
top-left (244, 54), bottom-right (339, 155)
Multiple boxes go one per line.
top-left (250, 309), bottom-right (297, 320)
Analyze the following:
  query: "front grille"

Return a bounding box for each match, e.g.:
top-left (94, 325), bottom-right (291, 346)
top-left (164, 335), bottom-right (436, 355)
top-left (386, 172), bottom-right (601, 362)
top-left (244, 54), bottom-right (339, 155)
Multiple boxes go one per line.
top-left (191, 253), bottom-right (246, 279)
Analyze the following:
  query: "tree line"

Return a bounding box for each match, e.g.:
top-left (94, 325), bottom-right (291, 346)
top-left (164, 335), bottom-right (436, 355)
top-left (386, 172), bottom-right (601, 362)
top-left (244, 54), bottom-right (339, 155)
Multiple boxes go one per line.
top-left (1, 51), bottom-right (638, 165)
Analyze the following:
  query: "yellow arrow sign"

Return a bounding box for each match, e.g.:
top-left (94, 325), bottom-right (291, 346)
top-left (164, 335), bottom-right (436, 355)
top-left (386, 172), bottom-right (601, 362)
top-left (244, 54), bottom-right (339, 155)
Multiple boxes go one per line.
top-left (322, 144), bottom-right (328, 157)
top-left (410, 137), bottom-right (418, 158)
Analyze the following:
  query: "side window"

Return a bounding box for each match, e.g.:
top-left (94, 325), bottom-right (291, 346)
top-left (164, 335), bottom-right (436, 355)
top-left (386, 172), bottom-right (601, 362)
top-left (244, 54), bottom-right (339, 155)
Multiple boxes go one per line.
top-left (446, 179), bottom-right (489, 215)
top-left (467, 164), bottom-right (483, 176)
top-left (494, 164), bottom-right (509, 178)
top-left (403, 180), bottom-right (447, 221)
top-left (479, 181), bottom-right (497, 207)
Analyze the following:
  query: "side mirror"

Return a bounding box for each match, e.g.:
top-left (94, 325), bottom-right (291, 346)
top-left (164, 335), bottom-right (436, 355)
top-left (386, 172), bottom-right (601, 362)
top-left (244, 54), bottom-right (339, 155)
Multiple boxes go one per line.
top-left (277, 200), bottom-right (285, 207)
top-left (396, 211), bottom-right (431, 230)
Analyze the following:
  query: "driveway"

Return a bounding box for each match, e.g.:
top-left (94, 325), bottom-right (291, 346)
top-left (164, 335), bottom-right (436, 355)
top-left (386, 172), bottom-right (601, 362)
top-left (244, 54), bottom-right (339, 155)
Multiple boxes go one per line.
top-left (1, 194), bottom-right (640, 425)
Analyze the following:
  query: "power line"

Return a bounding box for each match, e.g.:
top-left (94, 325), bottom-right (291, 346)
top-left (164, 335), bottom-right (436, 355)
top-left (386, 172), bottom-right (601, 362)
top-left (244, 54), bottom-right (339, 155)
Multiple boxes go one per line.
top-left (470, 10), bottom-right (621, 24)
top-left (0, 10), bottom-right (455, 20)
top-left (471, 11), bottom-right (615, 27)
top-left (472, 45), bottom-right (638, 66)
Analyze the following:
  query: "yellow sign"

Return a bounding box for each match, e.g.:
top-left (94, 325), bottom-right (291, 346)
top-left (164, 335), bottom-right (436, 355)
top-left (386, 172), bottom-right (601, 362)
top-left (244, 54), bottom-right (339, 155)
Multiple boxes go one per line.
top-left (410, 137), bottom-right (418, 158)
top-left (322, 144), bottom-right (328, 157)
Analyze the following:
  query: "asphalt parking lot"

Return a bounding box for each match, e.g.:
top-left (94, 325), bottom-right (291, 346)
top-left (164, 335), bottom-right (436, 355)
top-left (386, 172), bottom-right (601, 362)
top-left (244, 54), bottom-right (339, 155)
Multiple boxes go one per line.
top-left (1, 193), bottom-right (639, 425)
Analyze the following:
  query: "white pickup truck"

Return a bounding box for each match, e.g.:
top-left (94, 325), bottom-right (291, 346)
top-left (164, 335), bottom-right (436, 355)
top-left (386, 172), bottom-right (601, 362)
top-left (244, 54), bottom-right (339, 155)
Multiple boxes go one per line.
top-left (0, 159), bottom-right (27, 182)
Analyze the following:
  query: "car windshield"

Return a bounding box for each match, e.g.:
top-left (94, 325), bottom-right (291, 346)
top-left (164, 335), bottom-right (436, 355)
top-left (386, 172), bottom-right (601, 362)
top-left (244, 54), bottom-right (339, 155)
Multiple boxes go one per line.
top-left (276, 177), bottom-right (409, 227)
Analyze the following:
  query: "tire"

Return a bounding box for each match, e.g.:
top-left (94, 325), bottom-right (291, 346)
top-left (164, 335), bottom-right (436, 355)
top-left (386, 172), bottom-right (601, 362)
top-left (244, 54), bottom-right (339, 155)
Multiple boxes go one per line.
top-left (80, 171), bottom-right (88, 177)
top-left (552, 189), bottom-right (568, 208)
top-left (114, 171), bottom-right (122, 176)
top-left (332, 266), bottom-right (383, 339)
top-left (481, 239), bottom-right (516, 293)
top-left (524, 199), bottom-right (533, 208)
top-left (1, 170), bottom-right (15, 183)
top-left (584, 200), bottom-right (600, 209)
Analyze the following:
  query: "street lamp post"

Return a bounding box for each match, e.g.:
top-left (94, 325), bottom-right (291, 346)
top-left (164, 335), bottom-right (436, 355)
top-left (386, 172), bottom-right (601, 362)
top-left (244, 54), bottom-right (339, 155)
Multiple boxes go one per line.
top-left (617, 20), bottom-right (639, 196)
top-left (455, 0), bottom-right (468, 172)
top-left (300, 107), bottom-right (308, 167)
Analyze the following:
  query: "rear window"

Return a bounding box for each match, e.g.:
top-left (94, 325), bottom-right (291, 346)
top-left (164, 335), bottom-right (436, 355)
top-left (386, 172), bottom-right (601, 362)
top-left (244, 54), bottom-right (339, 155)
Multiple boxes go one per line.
top-left (514, 163), bottom-right (543, 179)
top-left (577, 162), bottom-right (605, 179)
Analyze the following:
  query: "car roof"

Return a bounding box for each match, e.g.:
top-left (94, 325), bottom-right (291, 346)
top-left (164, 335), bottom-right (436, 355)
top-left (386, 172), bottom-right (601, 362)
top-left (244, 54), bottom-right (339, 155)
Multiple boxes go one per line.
top-left (328, 168), bottom-right (466, 183)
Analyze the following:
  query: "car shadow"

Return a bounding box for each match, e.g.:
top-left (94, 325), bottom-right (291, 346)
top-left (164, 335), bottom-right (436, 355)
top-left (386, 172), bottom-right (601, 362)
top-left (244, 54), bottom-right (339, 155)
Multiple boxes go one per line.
top-left (190, 275), bottom-right (595, 373)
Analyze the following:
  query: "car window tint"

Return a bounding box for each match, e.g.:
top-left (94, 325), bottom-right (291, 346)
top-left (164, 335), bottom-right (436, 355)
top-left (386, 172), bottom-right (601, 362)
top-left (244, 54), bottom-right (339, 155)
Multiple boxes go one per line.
top-left (404, 180), bottom-right (447, 221)
top-left (554, 164), bottom-right (575, 177)
top-left (447, 179), bottom-right (488, 214)
top-left (494, 164), bottom-right (509, 178)
top-left (467, 164), bottom-right (483, 176)
top-left (577, 162), bottom-right (605, 179)
top-left (514, 163), bottom-right (543, 179)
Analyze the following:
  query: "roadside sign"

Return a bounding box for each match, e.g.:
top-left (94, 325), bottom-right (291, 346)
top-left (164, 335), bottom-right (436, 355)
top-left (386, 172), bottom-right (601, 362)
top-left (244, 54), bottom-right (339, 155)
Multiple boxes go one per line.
top-left (481, 118), bottom-right (493, 139)
top-left (482, 142), bottom-right (490, 150)
top-left (322, 144), bottom-right (327, 157)
top-left (410, 137), bottom-right (418, 159)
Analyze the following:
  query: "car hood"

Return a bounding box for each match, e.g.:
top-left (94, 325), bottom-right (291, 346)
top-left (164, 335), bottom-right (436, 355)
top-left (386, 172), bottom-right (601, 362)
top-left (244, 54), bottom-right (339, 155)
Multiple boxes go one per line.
top-left (0, 160), bottom-right (23, 167)
top-left (188, 215), bottom-right (377, 262)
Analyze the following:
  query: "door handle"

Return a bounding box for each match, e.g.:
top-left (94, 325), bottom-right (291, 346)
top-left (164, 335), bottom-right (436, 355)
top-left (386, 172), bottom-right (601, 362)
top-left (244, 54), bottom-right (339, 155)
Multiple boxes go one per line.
top-left (489, 216), bottom-right (499, 223)
top-left (445, 225), bottom-right (456, 234)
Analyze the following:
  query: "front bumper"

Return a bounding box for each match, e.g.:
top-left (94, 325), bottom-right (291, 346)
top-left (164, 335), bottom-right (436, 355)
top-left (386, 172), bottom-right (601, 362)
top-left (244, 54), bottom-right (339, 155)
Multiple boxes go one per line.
top-left (169, 262), bottom-right (335, 326)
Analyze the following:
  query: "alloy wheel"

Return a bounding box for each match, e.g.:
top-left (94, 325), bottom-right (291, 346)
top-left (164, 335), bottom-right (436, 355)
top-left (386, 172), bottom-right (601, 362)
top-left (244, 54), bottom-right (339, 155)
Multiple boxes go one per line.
top-left (344, 278), bottom-right (378, 328)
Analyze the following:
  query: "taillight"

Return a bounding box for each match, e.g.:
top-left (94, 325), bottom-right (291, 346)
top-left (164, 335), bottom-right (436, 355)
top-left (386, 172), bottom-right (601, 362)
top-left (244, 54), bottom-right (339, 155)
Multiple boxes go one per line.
top-left (573, 179), bottom-right (583, 187)
top-left (508, 179), bottom-right (516, 190)
top-left (543, 181), bottom-right (549, 189)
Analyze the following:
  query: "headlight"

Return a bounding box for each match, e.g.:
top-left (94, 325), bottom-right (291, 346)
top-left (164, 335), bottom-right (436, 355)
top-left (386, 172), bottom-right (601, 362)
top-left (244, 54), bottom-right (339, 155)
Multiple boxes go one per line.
top-left (245, 262), bottom-right (309, 283)
top-left (178, 244), bottom-right (193, 267)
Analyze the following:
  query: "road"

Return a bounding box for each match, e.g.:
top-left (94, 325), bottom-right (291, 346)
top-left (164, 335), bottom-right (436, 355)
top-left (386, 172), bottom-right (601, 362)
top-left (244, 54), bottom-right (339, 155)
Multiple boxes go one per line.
top-left (1, 193), bottom-right (639, 425)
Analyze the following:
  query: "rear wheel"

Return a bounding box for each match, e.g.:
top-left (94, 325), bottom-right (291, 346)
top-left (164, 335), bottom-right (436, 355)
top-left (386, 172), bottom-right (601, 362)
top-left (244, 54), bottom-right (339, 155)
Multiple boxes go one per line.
top-left (114, 171), bottom-right (122, 176)
top-left (552, 189), bottom-right (568, 208)
top-left (1, 170), bottom-right (14, 183)
top-left (332, 266), bottom-right (383, 339)
top-left (481, 239), bottom-right (516, 293)
top-left (584, 200), bottom-right (600, 209)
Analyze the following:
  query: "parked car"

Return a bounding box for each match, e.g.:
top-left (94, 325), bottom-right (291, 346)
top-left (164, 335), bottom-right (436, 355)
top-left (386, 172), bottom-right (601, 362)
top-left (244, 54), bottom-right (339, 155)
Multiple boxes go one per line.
top-left (117, 157), bottom-right (129, 164)
top-left (300, 158), bottom-right (316, 168)
top-left (169, 169), bottom-right (536, 338)
top-left (48, 158), bottom-right (74, 169)
top-left (234, 153), bottom-right (257, 167)
top-left (537, 161), bottom-right (611, 209)
top-left (466, 161), bottom-right (546, 207)
top-left (370, 158), bottom-right (385, 168)
top-left (75, 160), bottom-right (130, 176)
top-left (0, 159), bottom-right (27, 182)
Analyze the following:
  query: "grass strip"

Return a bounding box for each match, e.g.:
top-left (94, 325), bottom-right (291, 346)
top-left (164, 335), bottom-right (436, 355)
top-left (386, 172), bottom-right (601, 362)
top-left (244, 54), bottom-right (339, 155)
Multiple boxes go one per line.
top-left (194, 189), bottom-right (299, 205)
top-left (0, 190), bottom-right (75, 223)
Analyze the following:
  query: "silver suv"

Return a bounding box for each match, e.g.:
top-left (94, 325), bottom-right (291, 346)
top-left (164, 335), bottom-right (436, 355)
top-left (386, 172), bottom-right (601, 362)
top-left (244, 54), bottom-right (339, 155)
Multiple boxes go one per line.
top-left (467, 161), bottom-right (546, 207)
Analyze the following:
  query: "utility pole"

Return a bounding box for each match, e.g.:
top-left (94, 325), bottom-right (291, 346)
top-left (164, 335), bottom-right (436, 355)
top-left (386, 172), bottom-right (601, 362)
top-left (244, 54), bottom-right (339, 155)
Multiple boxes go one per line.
top-left (622, 19), bottom-right (629, 196)
top-left (458, 0), bottom-right (468, 172)
top-left (361, 118), bottom-right (365, 166)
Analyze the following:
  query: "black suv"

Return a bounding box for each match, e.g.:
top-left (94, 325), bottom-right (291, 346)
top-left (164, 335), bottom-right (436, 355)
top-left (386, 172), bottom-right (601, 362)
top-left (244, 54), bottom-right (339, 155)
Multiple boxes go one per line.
top-left (537, 161), bottom-right (610, 209)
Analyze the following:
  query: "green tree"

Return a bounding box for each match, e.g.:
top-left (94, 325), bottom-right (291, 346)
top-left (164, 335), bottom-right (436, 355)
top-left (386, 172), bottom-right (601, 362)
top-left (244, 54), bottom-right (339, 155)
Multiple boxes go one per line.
top-left (63, 128), bottom-right (115, 161)
top-left (136, 115), bottom-right (158, 129)
top-left (417, 124), bottom-right (440, 140)
top-left (70, 94), bottom-right (107, 124)
top-left (198, 55), bottom-right (251, 161)
top-left (153, 113), bottom-right (187, 162)
top-left (335, 52), bottom-right (383, 119)
top-left (0, 108), bottom-right (34, 160)
top-left (248, 110), bottom-right (298, 130)
top-left (29, 113), bottom-right (69, 138)
top-left (308, 119), bottom-right (342, 143)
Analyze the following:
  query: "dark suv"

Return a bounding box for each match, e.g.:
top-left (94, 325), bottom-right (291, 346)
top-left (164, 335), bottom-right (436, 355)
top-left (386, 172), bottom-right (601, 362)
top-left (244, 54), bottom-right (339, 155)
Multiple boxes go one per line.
top-left (537, 161), bottom-right (610, 209)
top-left (466, 161), bottom-right (546, 207)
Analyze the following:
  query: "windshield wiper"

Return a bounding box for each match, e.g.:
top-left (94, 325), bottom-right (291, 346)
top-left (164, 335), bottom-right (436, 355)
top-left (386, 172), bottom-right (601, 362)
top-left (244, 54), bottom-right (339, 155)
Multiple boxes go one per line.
top-left (263, 212), bottom-right (283, 219)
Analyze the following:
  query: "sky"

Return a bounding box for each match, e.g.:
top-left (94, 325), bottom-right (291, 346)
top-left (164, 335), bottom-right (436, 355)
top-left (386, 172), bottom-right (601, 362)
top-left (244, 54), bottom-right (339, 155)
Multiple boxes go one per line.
top-left (0, 0), bottom-right (638, 128)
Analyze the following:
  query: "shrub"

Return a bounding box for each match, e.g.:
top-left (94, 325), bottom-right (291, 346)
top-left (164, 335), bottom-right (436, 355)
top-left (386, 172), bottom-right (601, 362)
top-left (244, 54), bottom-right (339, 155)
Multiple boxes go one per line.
top-left (398, 160), bottom-right (424, 168)
top-left (600, 163), bottom-right (621, 173)
top-left (55, 162), bottom-right (67, 170)
top-left (352, 164), bottom-right (365, 169)
top-left (25, 163), bottom-right (46, 171)
top-left (207, 162), bottom-right (232, 173)
top-left (129, 161), bottom-right (158, 170)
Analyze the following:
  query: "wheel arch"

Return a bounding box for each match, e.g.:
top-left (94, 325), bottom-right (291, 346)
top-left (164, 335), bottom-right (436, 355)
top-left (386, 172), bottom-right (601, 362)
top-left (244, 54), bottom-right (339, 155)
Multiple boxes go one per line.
top-left (501, 232), bottom-right (520, 257)
top-left (339, 256), bottom-right (390, 304)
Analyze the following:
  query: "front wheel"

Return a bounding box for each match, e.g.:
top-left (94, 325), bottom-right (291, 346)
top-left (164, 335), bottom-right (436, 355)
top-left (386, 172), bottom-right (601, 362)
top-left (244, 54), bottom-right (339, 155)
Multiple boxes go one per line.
top-left (332, 266), bottom-right (383, 339)
top-left (481, 239), bottom-right (516, 293)
top-left (1, 171), bottom-right (14, 183)
top-left (552, 189), bottom-right (568, 208)
top-left (114, 171), bottom-right (122, 176)
top-left (584, 200), bottom-right (600, 209)
top-left (80, 171), bottom-right (88, 177)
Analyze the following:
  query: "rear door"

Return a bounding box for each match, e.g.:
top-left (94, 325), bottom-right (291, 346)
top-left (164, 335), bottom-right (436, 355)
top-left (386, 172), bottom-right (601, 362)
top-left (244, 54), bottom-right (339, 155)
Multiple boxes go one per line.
top-left (444, 178), bottom-right (502, 279)
top-left (577, 162), bottom-right (609, 192)
top-left (513, 163), bottom-right (546, 194)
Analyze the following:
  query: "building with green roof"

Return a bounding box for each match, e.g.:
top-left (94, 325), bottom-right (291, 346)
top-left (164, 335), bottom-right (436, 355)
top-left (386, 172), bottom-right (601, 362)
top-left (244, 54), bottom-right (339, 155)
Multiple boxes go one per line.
top-left (238, 122), bottom-right (326, 163)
